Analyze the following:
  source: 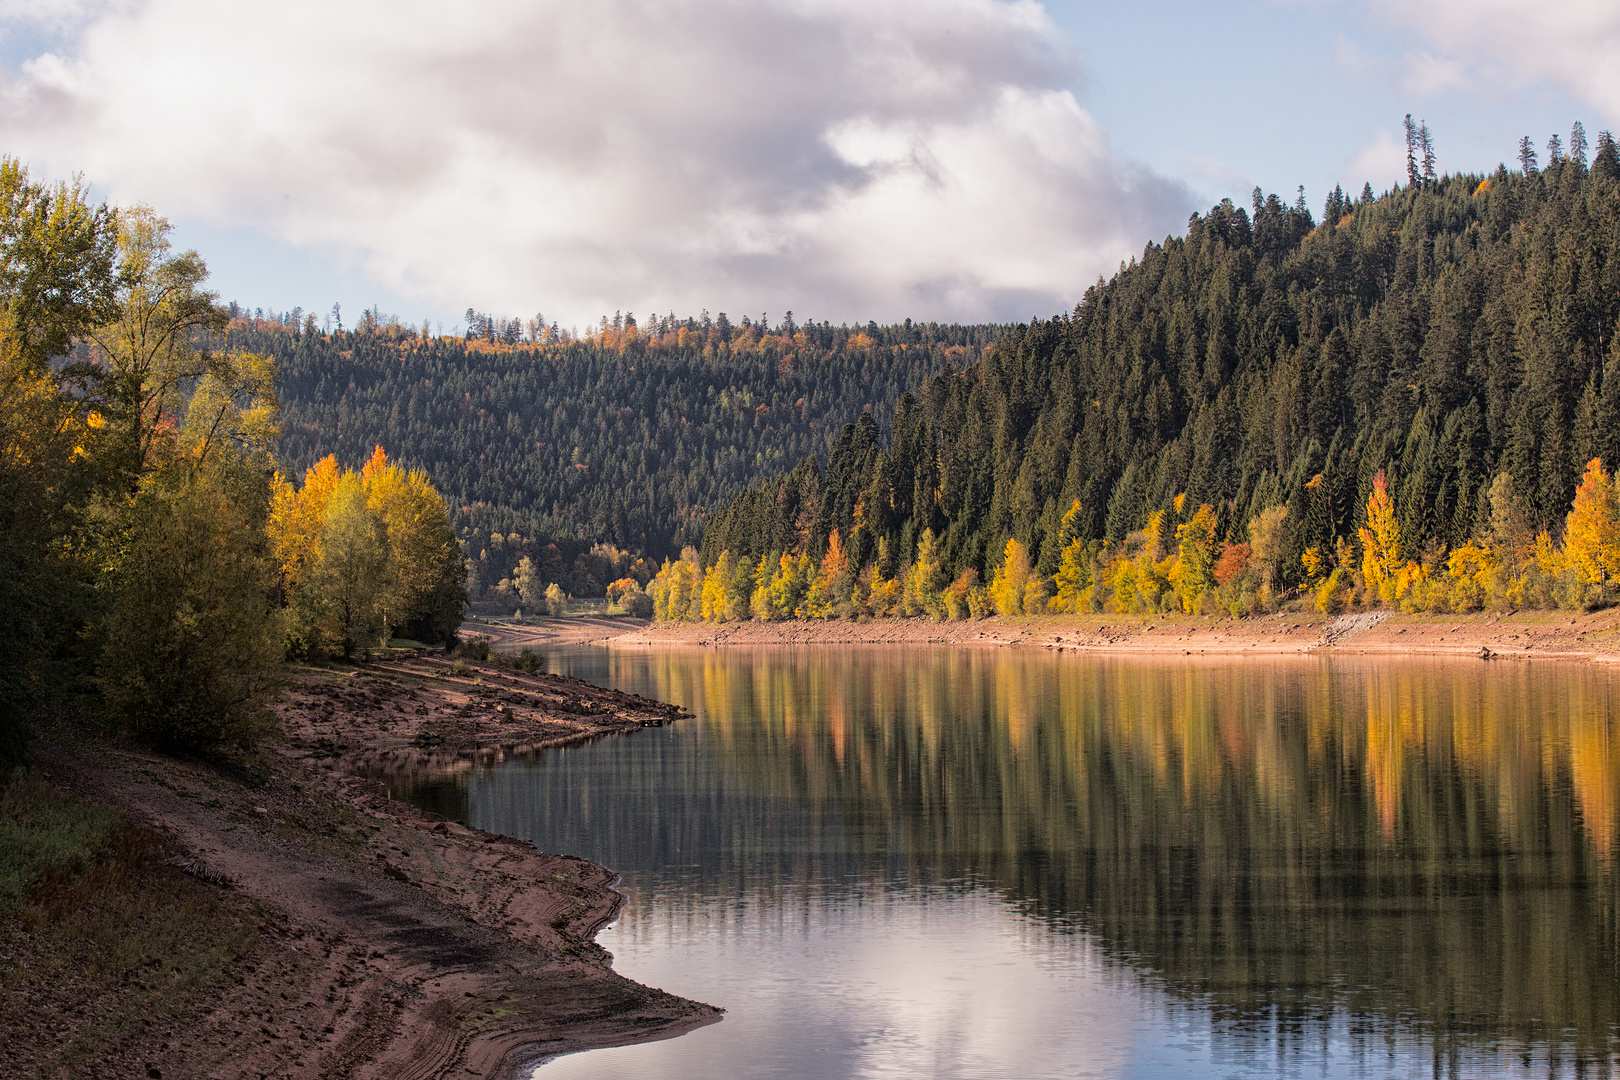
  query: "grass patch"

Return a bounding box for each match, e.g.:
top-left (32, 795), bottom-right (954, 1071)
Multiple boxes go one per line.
top-left (0, 770), bottom-right (259, 1076)
top-left (0, 772), bottom-right (121, 914)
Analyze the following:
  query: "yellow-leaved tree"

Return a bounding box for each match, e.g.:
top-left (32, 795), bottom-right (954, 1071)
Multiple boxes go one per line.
top-left (1051, 499), bottom-right (1092, 613)
top-left (702, 550), bottom-right (736, 621)
top-left (1170, 503), bottom-right (1218, 612)
top-left (989, 537), bottom-right (1034, 616)
top-left (362, 447), bottom-right (466, 643)
top-left (902, 528), bottom-right (945, 619)
top-left (268, 447), bottom-right (464, 657)
top-left (1359, 470), bottom-right (1403, 605)
top-left (1564, 458), bottom-right (1620, 598)
top-left (1247, 504), bottom-right (1288, 599)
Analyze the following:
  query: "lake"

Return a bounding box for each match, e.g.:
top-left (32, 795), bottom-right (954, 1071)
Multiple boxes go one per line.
top-left (390, 647), bottom-right (1620, 1079)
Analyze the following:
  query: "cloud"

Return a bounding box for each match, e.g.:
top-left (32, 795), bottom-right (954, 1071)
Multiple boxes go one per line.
top-left (1342, 128), bottom-right (1408, 192)
top-left (0, 0), bottom-right (1194, 325)
top-left (1365, 0), bottom-right (1620, 123)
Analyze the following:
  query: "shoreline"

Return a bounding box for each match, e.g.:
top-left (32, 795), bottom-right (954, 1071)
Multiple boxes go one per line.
top-left (25, 611), bottom-right (1620, 1073)
top-left (21, 656), bottom-right (717, 1079)
top-left (607, 608), bottom-right (1620, 662)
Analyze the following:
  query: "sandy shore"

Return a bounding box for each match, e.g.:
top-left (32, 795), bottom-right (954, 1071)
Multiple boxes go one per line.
top-left (28, 656), bottom-right (716, 1079)
top-left (610, 608), bottom-right (1620, 661)
top-left (459, 614), bottom-right (650, 650)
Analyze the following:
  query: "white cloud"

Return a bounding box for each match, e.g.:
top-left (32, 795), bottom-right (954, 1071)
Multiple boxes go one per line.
top-left (0, 0), bottom-right (1194, 324)
top-left (1365, 0), bottom-right (1620, 123)
top-left (1342, 128), bottom-right (1408, 192)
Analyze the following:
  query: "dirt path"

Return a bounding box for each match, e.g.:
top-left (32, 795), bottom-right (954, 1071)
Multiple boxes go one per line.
top-left (30, 656), bottom-right (716, 1080)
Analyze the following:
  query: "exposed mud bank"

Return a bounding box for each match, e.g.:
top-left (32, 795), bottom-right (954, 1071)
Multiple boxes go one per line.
top-left (610, 608), bottom-right (1620, 662)
top-left (26, 656), bottom-right (716, 1079)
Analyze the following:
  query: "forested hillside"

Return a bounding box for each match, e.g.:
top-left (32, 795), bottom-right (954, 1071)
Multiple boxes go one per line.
top-left (241, 316), bottom-right (998, 598)
top-left (682, 128), bottom-right (1620, 620)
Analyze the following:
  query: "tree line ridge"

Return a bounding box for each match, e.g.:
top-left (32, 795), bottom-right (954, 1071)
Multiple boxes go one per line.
top-left (659, 124), bottom-right (1620, 622)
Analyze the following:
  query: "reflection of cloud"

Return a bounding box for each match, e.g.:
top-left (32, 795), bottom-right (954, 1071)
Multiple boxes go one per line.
top-left (551, 889), bottom-right (1137, 1080)
top-left (0, 0), bottom-right (1196, 324)
top-left (1365, 0), bottom-right (1620, 121)
top-left (483, 647), bottom-right (1620, 1076)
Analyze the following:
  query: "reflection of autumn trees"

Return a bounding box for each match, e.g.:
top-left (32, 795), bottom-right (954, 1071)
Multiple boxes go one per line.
top-left (611, 651), bottom-right (1620, 1053)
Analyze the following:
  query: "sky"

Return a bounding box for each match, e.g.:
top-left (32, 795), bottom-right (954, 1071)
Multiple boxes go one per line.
top-left (0, 0), bottom-right (1613, 332)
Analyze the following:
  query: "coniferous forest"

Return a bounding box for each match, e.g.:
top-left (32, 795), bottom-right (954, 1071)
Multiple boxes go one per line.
top-left (666, 126), bottom-right (1620, 623)
top-left (239, 315), bottom-right (999, 600)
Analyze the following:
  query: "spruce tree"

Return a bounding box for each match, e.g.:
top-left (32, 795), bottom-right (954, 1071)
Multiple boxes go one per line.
top-left (1519, 136), bottom-right (1539, 175)
top-left (1404, 114), bottom-right (1421, 186)
top-left (1595, 131), bottom-right (1620, 181)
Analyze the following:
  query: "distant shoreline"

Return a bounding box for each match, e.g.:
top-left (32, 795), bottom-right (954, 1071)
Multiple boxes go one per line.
top-left (603, 609), bottom-right (1620, 662)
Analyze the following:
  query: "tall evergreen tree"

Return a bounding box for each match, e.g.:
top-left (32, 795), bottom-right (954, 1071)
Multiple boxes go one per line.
top-left (1596, 131), bottom-right (1620, 182)
top-left (1520, 136), bottom-right (1540, 175)
top-left (1405, 114), bottom-right (1421, 186)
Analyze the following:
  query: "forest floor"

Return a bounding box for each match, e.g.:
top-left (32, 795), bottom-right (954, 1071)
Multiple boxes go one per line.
top-left (3, 656), bottom-right (716, 1080)
top-left (609, 607), bottom-right (1620, 661)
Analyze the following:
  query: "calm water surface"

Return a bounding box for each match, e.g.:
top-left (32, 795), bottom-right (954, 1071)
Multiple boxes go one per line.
top-left (393, 647), bottom-right (1620, 1079)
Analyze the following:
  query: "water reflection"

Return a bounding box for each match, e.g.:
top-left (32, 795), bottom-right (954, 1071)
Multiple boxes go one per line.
top-left (391, 649), bottom-right (1620, 1077)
